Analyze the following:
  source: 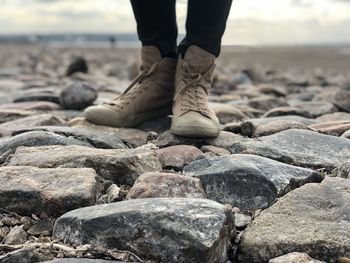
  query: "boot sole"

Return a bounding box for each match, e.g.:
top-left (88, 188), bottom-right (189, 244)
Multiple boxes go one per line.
top-left (85, 107), bottom-right (171, 128)
top-left (170, 124), bottom-right (220, 138)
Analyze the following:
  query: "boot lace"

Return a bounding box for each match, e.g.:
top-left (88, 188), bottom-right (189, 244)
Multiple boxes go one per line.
top-left (174, 61), bottom-right (215, 117)
top-left (105, 63), bottom-right (158, 110)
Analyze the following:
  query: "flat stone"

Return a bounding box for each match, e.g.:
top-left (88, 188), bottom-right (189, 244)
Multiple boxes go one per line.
top-left (184, 154), bottom-right (321, 211)
top-left (247, 96), bottom-right (288, 111)
top-left (335, 161), bottom-right (350, 179)
top-left (0, 110), bottom-right (34, 124)
top-left (153, 130), bottom-right (244, 150)
top-left (0, 114), bottom-right (67, 137)
top-left (316, 112), bottom-right (350, 122)
top-left (13, 89), bottom-right (60, 104)
top-left (241, 116), bottom-right (317, 137)
top-left (209, 102), bottom-right (249, 124)
top-left (12, 126), bottom-right (127, 149)
top-left (53, 198), bottom-right (235, 263)
top-left (9, 145), bottom-right (162, 185)
top-left (253, 119), bottom-right (312, 137)
top-left (309, 121), bottom-right (350, 136)
top-left (127, 172), bottom-right (207, 199)
top-left (239, 177), bottom-right (350, 262)
top-left (201, 145), bottom-right (231, 156)
top-left (332, 90), bottom-right (350, 112)
top-left (0, 247), bottom-right (42, 263)
top-left (0, 101), bottom-right (61, 111)
top-left (59, 82), bottom-right (97, 110)
top-left (0, 79), bottom-right (25, 92)
top-left (263, 106), bottom-right (310, 118)
top-left (69, 117), bottom-right (149, 147)
top-left (0, 166), bottom-right (98, 216)
top-left (43, 260), bottom-right (125, 263)
top-left (3, 225), bottom-right (28, 245)
top-left (230, 129), bottom-right (350, 171)
top-left (155, 145), bottom-right (203, 171)
top-left (0, 131), bottom-right (91, 164)
top-left (269, 252), bottom-right (325, 263)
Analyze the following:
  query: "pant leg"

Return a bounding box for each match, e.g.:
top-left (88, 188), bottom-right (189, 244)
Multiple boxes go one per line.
top-left (130, 0), bottom-right (178, 58)
top-left (178, 0), bottom-right (233, 57)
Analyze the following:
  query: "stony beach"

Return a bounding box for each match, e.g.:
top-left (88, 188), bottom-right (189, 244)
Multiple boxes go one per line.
top-left (0, 44), bottom-right (350, 263)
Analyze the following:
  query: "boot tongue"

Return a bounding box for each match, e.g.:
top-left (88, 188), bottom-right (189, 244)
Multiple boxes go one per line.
top-left (141, 46), bottom-right (162, 70)
top-left (183, 45), bottom-right (215, 74)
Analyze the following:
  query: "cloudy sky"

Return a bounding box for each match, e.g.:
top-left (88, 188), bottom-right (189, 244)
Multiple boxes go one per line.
top-left (0, 0), bottom-right (349, 45)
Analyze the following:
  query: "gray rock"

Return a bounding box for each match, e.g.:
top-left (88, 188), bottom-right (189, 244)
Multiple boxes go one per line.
top-left (290, 101), bottom-right (338, 118)
top-left (230, 129), bottom-right (350, 171)
top-left (335, 161), bottom-right (350, 179)
top-left (0, 247), bottom-right (42, 263)
top-left (0, 166), bottom-right (98, 216)
top-left (269, 252), bottom-right (325, 263)
top-left (201, 145), bottom-right (231, 156)
top-left (69, 117), bottom-right (150, 147)
top-left (0, 110), bottom-right (34, 124)
top-left (0, 114), bottom-right (67, 137)
top-left (13, 89), bottom-right (60, 104)
top-left (153, 130), bottom-right (244, 150)
top-left (59, 82), bottom-right (97, 110)
top-left (332, 90), bottom-right (350, 112)
top-left (155, 145), bottom-right (203, 171)
top-left (43, 260), bottom-right (125, 263)
top-left (184, 154), bottom-right (321, 211)
top-left (309, 121), bottom-right (350, 136)
top-left (9, 145), bottom-right (162, 185)
top-left (316, 112), bottom-right (350, 122)
top-left (234, 213), bottom-right (252, 230)
top-left (253, 119), bottom-right (312, 137)
top-left (3, 225), bottom-right (28, 245)
top-left (53, 198), bottom-right (235, 263)
top-left (0, 101), bottom-right (61, 111)
top-left (66, 56), bottom-right (88, 76)
top-left (239, 177), bottom-right (350, 263)
top-left (248, 96), bottom-right (288, 111)
top-left (241, 116), bottom-right (317, 137)
top-left (127, 172), bottom-right (207, 199)
top-left (0, 131), bottom-right (91, 164)
top-left (12, 126), bottom-right (127, 149)
top-left (209, 103), bottom-right (249, 124)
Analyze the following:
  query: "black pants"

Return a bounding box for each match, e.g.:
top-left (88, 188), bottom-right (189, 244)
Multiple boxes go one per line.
top-left (130, 0), bottom-right (233, 58)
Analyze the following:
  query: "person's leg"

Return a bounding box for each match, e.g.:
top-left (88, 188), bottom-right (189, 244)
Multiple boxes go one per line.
top-left (130, 0), bottom-right (178, 58)
top-left (178, 0), bottom-right (233, 57)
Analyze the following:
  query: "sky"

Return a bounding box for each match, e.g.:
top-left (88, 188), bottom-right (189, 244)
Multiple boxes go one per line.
top-left (0, 0), bottom-right (349, 45)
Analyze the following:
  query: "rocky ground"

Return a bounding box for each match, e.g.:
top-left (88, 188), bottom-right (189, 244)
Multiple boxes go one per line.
top-left (0, 44), bottom-right (350, 263)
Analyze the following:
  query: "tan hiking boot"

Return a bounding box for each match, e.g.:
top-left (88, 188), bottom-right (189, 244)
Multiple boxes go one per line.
top-left (171, 45), bottom-right (220, 137)
top-left (84, 46), bottom-right (176, 127)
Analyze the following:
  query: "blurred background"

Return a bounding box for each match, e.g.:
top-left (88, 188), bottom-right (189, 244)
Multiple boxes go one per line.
top-left (1, 0), bottom-right (350, 46)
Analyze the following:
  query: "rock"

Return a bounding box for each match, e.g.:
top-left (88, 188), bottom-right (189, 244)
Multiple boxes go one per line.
top-left (0, 101), bottom-right (60, 111)
top-left (332, 90), bottom-right (350, 112)
top-left (0, 247), bottom-right (42, 263)
top-left (153, 130), bottom-right (244, 150)
top-left (0, 79), bottom-right (25, 92)
top-left (263, 106), bottom-right (310, 118)
top-left (27, 218), bottom-right (54, 236)
top-left (253, 119), bottom-right (312, 137)
top-left (127, 172), bottom-right (207, 199)
top-left (69, 117), bottom-right (149, 147)
top-left (231, 129), bottom-right (350, 171)
top-left (0, 131), bottom-right (91, 163)
top-left (317, 112), bottom-right (350, 122)
top-left (248, 96), bottom-right (288, 111)
top-left (335, 161), bottom-right (350, 179)
top-left (201, 145), bottom-right (230, 156)
top-left (136, 116), bottom-right (171, 134)
top-left (43, 259), bottom-right (125, 263)
top-left (309, 121), bottom-right (350, 136)
top-left (155, 145), bottom-right (203, 171)
top-left (240, 116), bottom-right (317, 137)
top-left (184, 154), bottom-right (321, 211)
top-left (235, 213), bottom-right (252, 230)
top-left (269, 252), bottom-right (325, 263)
top-left (12, 126), bottom-right (127, 149)
top-left (9, 145), bottom-right (162, 185)
top-left (0, 166), bottom-right (98, 216)
top-left (13, 89), bottom-right (60, 104)
top-left (256, 84), bottom-right (287, 97)
top-left (0, 110), bottom-right (34, 124)
top-left (239, 177), bottom-right (350, 263)
top-left (209, 103), bottom-right (249, 124)
top-left (53, 198), bottom-right (235, 263)
top-left (59, 82), bottom-right (97, 110)
top-left (0, 114), bottom-right (67, 137)
top-left (222, 122), bottom-right (241, 134)
top-left (3, 225), bottom-right (28, 245)
top-left (66, 56), bottom-right (88, 76)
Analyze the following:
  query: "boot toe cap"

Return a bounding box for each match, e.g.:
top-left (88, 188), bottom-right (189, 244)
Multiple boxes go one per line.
top-left (83, 105), bottom-right (130, 127)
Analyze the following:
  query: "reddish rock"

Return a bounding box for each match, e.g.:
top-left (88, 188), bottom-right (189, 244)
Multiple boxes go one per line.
top-left (127, 172), bottom-right (207, 199)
